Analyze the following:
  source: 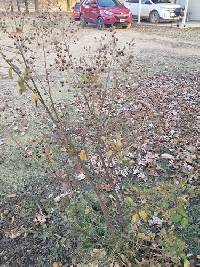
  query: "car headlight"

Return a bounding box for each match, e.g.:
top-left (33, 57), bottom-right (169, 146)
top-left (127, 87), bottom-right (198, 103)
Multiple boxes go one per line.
top-left (103, 10), bottom-right (113, 16)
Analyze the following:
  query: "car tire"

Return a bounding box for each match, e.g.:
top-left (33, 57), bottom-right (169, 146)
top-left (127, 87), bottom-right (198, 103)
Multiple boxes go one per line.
top-left (149, 10), bottom-right (160, 24)
top-left (97, 17), bottom-right (105, 30)
top-left (80, 15), bottom-right (86, 27)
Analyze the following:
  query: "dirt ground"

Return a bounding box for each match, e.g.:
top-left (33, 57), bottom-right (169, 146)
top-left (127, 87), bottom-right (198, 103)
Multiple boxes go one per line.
top-left (1, 17), bottom-right (200, 142)
top-left (0, 14), bottom-right (200, 266)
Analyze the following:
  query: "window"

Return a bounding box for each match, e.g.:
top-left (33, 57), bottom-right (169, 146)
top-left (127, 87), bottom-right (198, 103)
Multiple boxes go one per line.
top-left (152, 0), bottom-right (171, 3)
top-left (98, 0), bottom-right (122, 7)
top-left (126, 0), bottom-right (139, 3)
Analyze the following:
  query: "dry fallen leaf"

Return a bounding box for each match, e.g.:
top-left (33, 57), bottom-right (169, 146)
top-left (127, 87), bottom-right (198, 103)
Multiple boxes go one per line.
top-left (91, 248), bottom-right (106, 257)
top-left (96, 183), bottom-right (113, 192)
top-left (5, 227), bottom-right (22, 239)
top-left (52, 262), bottom-right (62, 267)
top-left (34, 211), bottom-right (47, 224)
top-left (161, 153), bottom-right (174, 160)
top-left (146, 162), bottom-right (158, 176)
top-left (135, 258), bottom-right (147, 266)
top-left (79, 149), bottom-right (87, 161)
top-left (7, 193), bottom-right (17, 198)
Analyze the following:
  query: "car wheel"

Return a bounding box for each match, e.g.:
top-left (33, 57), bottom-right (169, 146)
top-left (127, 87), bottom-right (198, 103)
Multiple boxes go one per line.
top-left (80, 15), bottom-right (86, 27)
top-left (97, 17), bottom-right (105, 30)
top-left (149, 10), bottom-right (160, 24)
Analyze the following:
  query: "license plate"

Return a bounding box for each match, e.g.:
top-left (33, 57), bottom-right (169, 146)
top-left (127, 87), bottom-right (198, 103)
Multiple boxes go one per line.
top-left (120, 19), bottom-right (125, 22)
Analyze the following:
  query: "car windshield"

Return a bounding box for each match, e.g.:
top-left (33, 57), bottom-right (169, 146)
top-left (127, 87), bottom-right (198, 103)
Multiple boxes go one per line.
top-left (152, 0), bottom-right (171, 3)
top-left (98, 0), bottom-right (122, 7)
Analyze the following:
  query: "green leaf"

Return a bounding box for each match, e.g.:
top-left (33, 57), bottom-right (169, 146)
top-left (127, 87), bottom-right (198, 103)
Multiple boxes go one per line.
top-left (170, 212), bottom-right (182, 224)
top-left (8, 67), bottom-right (13, 79)
top-left (181, 217), bottom-right (189, 227)
top-left (177, 207), bottom-right (187, 217)
top-left (17, 78), bottom-right (27, 94)
top-left (162, 201), bottom-right (169, 209)
top-left (124, 197), bottom-right (134, 206)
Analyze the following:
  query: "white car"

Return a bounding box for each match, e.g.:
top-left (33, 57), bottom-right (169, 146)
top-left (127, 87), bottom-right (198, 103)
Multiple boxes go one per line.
top-left (124, 0), bottom-right (184, 23)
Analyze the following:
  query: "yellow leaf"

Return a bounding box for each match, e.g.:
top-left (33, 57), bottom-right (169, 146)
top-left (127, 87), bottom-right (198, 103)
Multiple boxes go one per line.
top-left (24, 67), bottom-right (32, 80)
top-left (131, 214), bottom-right (139, 224)
top-left (8, 67), bottom-right (13, 79)
top-left (100, 136), bottom-right (106, 141)
top-left (184, 259), bottom-right (190, 267)
top-left (5, 137), bottom-right (13, 145)
top-left (79, 149), bottom-right (87, 161)
top-left (85, 207), bottom-right (91, 215)
top-left (17, 78), bottom-right (27, 94)
top-left (52, 262), bottom-right (62, 267)
top-left (31, 93), bottom-right (39, 103)
top-left (138, 232), bottom-right (146, 240)
top-left (139, 210), bottom-right (148, 221)
top-left (112, 139), bottom-right (123, 151)
top-left (138, 232), bottom-right (151, 241)
top-left (106, 150), bottom-right (113, 157)
top-left (124, 197), bottom-right (134, 206)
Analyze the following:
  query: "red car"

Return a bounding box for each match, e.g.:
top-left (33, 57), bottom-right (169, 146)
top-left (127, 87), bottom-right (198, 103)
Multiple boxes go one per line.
top-left (73, 2), bottom-right (81, 21)
top-left (80, 0), bottom-right (132, 30)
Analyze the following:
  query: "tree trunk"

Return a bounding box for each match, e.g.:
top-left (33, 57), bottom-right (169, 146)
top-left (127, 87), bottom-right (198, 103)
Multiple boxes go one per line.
top-left (35, 0), bottom-right (39, 12)
top-left (24, 0), bottom-right (29, 13)
top-left (66, 0), bottom-right (71, 11)
top-left (16, 0), bottom-right (21, 12)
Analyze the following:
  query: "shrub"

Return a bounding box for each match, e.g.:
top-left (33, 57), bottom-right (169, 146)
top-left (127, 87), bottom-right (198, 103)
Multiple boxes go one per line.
top-left (1, 14), bottom-right (199, 266)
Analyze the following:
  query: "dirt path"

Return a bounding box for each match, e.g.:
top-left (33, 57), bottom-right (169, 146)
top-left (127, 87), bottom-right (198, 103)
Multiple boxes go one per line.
top-left (73, 26), bottom-right (200, 57)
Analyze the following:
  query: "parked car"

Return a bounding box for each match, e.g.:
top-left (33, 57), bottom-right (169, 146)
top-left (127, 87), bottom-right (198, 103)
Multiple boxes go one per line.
top-left (80, 0), bottom-right (132, 30)
top-left (124, 0), bottom-right (184, 24)
top-left (73, 2), bottom-right (81, 20)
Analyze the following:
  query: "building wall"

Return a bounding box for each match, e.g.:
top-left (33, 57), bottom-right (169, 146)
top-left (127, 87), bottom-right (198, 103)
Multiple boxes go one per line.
top-left (39, 0), bottom-right (75, 11)
top-left (176, 0), bottom-right (200, 21)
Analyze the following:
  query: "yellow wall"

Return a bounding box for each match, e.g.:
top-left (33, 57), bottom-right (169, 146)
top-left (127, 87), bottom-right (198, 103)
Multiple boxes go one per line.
top-left (39, 0), bottom-right (76, 11)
